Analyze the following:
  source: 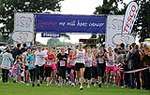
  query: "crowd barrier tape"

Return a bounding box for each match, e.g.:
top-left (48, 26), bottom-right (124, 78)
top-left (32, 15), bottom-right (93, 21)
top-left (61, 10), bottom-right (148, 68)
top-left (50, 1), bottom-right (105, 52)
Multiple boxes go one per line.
top-left (124, 67), bottom-right (150, 73)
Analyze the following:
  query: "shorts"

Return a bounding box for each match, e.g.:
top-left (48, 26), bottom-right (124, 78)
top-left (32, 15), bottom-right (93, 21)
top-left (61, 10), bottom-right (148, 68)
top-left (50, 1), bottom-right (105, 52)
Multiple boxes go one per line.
top-left (58, 66), bottom-right (66, 79)
top-left (84, 67), bottom-right (92, 80)
top-left (44, 66), bottom-right (52, 77)
top-left (35, 65), bottom-right (44, 80)
top-left (113, 66), bottom-right (120, 73)
top-left (51, 64), bottom-right (57, 71)
top-left (97, 64), bottom-right (106, 77)
top-left (75, 63), bottom-right (85, 71)
top-left (105, 66), bottom-right (114, 73)
top-left (29, 68), bottom-right (36, 82)
top-left (91, 66), bottom-right (98, 78)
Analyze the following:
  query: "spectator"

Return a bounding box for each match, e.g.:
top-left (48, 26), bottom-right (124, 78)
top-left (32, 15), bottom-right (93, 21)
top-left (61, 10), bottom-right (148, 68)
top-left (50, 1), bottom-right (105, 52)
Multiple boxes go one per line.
top-left (0, 47), bottom-right (14, 83)
top-left (142, 45), bottom-right (150, 90)
top-left (21, 43), bottom-right (27, 53)
top-left (12, 44), bottom-right (22, 59)
top-left (127, 44), bottom-right (141, 89)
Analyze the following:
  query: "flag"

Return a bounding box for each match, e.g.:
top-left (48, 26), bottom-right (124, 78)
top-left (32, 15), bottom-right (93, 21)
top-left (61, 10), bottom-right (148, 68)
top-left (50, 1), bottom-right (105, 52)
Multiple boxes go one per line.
top-left (122, 1), bottom-right (139, 34)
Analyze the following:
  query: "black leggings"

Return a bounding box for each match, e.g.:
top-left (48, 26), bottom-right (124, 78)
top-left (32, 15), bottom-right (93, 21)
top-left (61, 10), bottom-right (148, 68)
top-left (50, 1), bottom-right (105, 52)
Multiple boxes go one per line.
top-left (84, 67), bottom-right (92, 80)
top-left (2, 69), bottom-right (9, 83)
top-left (29, 68), bottom-right (36, 83)
top-left (58, 66), bottom-right (66, 79)
top-left (44, 66), bottom-right (52, 77)
top-left (97, 64), bottom-right (106, 77)
top-left (35, 65), bottom-right (44, 81)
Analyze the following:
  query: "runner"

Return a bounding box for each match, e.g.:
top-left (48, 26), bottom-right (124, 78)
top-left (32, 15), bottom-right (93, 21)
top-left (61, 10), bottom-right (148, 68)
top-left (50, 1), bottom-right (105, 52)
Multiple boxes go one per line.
top-left (96, 46), bottom-right (107, 87)
top-left (75, 43), bottom-right (86, 90)
top-left (26, 48), bottom-right (36, 87)
top-left (57, 47), bottom-right (68, 86)
top-left (35, 47), bottom-right (47, 86)
top-left (67, 49), bottom-right (76, 86)
top-left (45, 48), bottom-right (56, 86)
top-left (105, 47), bottom-right (115, 85)
top-left (84, 48), bottom-right (93, 88)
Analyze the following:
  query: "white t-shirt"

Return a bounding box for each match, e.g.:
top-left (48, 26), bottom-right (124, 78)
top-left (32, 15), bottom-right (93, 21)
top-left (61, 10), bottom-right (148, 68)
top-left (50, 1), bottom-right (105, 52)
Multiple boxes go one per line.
top-left (35, 50), bottom-right (47, 66)
top-left (85, 55), bottom-right (92, 67)
top-left (106, 53), bottom-right (115, 67)
top-left (76, 49), bottom-right (85, 64)
top-left (43, 49), bottom-right (48, 55)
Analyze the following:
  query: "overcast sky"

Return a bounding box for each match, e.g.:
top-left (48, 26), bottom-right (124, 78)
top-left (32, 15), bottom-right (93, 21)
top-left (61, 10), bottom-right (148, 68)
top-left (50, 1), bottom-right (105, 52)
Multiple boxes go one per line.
top-left (61, 0), bottom-right (131, 14)
top-left (36, 0), bottom-right (131, 45)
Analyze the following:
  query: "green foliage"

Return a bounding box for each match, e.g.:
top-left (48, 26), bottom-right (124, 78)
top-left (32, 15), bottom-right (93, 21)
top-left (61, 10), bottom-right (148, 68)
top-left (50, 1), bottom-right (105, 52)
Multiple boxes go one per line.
top-left (132, 0), bottom-right (150, 42)
top-left (60, 33), bottom-right (70, 40)
top-left (94, 0), bottom-right (126, 15)
top-left (47, 38), bottom-right (60, 47)
top-left (95, 0), bottom-right (150, 43)
top-left (0, 33), bottom-right (10, 43)
top-left (90, 34), bottom-right (97, 38)
top-left (0, 0), bottom-right (63, 37)
top-left (47, 38), bottom-right (67, 47)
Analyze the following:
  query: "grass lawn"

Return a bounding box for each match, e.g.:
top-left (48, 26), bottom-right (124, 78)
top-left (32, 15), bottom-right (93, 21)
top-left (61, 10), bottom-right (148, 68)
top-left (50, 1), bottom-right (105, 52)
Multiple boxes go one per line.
top-left (0, 82), bottom-right (149, 95)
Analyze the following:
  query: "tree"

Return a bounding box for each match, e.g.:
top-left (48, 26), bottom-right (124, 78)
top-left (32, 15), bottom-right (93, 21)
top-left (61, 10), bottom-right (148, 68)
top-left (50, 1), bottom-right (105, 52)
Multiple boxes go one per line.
top-left (47, 38), bottom-right (60, 47)
top-left (132, 0), bottom-right (150, 42)
top-left (94, 0), bottom-right (150, 43)
top-left (94, 0), bottom-right (126, 15)
top-left (60, 33), bottom-right (70, 40)
top-left (0, 0), bottom-right (63, 38)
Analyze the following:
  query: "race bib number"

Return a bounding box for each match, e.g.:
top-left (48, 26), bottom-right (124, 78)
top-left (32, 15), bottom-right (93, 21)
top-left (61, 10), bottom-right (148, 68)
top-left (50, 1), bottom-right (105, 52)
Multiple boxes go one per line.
top-left (46, 60), bottom-right (52, 66)
top-left (69, 60), bottom-right (75, 66)
top-left (60, 60), bottom-right (66, 66)
top-left (108, 60), bottom-right (114, 65)
top-left (98, 58), bottom-right (104, 63)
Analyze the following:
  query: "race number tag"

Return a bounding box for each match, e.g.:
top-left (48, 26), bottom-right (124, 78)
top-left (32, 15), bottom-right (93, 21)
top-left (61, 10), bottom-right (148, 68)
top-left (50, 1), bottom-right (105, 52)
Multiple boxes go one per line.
top-left (69, 60), bottom-right (75, 66)
top-left (60, 60), bottom-right (66, 66)
top-left (46, 60), bottom-right (52, 66)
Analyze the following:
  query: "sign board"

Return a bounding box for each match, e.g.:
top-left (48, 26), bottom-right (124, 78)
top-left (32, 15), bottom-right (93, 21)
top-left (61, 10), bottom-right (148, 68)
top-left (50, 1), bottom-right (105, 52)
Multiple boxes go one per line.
top-left (12, 32), bottom-right (34, 43)
top-left (106, 15), bottom-right (135, 48)
top-left (35, 14), bottom-right (107, 33)
top-left (14, 13), bottom-right (34, 32)
top-left (41, 33), bottom-right (60, 38)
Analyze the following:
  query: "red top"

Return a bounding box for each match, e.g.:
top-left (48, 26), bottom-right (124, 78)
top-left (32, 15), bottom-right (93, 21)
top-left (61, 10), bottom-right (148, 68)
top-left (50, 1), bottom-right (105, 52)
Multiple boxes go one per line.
top-left (47, 52), bottom-right (56, 61)
top-left (44, 52), bottom-right (56, 68)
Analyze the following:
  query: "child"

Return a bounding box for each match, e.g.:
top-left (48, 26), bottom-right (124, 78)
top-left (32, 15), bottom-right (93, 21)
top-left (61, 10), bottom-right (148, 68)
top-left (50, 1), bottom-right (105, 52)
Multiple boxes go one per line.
top-left (67, 50), bottom-right (76, 86)
top-left (11, 56), bottom-right (22, 83)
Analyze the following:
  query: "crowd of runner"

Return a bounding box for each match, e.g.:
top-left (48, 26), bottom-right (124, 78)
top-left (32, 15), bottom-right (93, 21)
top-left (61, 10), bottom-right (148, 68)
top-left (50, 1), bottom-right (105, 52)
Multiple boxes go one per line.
top-left (0, 43), bottom-right (150, 90)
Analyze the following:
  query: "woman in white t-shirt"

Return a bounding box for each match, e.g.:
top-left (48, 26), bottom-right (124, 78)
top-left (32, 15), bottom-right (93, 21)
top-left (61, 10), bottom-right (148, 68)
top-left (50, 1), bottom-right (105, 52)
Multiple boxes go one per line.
top-left (35, 47), bottom-right (47, 86)
top-left (75, 44), bottom-right (85, 90)
top-left (105, 47), bottom-right (115, 85)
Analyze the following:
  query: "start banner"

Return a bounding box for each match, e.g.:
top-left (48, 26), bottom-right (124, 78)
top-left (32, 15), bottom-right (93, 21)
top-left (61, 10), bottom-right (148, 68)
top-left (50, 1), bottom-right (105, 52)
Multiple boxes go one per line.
top-left (35, 14), bottom-right (107, 33)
